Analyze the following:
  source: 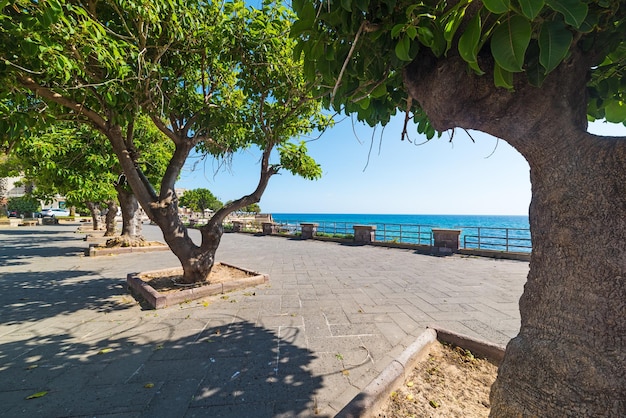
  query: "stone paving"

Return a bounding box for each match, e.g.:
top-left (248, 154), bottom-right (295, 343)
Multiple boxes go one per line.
top-left (0, 223), bottom-right (529, 417)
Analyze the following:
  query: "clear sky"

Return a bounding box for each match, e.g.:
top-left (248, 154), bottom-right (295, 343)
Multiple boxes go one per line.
top-left (176, 117), bottom-right (626, 216)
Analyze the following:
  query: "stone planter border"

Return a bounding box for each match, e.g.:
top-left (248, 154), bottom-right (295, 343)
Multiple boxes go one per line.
top-left (126, 262), bottom-right (269, 309)
top-left (85, 242), bottom-right (170, 257)
top-left (336, 327), bottom-right (505, 418)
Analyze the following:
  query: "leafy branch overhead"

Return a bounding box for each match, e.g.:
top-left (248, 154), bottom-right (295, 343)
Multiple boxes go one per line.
top-left (291, 0), bottom-right (626, 129)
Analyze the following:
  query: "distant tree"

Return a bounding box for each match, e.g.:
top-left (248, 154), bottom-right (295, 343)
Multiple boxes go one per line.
top-left (244, 203), bottom-right (261, 214)
top-left (179, 188), bottom-right (223, 213)
top-left (7, 195), bottom-right (39, 217)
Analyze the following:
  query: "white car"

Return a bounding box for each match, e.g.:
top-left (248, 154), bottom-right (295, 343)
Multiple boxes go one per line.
top-left (42, 208), bottom-right (70, 218)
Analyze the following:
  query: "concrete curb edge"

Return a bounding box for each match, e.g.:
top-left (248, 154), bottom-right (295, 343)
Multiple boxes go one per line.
top-left (335, 327), bottom-right (507, 418)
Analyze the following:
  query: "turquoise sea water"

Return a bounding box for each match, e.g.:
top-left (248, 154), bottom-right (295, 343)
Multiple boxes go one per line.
top-left (271, 213), bottom-right (531, 252)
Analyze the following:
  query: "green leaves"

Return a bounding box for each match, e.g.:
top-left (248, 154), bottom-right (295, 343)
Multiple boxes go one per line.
top-left (482, 0), bottom-right (511, 14)
top-left (395, 36), bottom-right (412, 61)
top-left (538, 20), bottom-right (572, 73)
top-left (491, 15), bottom-right (531, 73)
top-left (518, 0), bottom-right (544, 20)
top-left (604, 101), bottom-right (626, 124)
top-left (545, 0), bottom-right (588, 28)
top-left (278, 142), bottom-right (322, 180)
top-left (458, 12), bottom-right (482, 71)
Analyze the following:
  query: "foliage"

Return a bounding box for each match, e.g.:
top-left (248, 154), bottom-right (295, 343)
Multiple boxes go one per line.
top-left (179, 188), bottom-right (223, 213)
top-left (244, 203), bottom-right (261, 213)
top-left (0, 0), bottom-right (330, 220)
top-left (7, 195), bottom-right (39, 216)
top-left (1, 115), bottom-right (172, 208)
top-left (291, 0), bottom-right (626, 130)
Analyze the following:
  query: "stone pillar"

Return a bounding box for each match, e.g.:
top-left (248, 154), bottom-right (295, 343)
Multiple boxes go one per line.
top-left (432, 229), bottom-right (461, 254)
top-left (353, 225), bottom-right (376, 244)
top-left (262, 222), bottom-right (277, 235)
top-left (232, 220), bottom-right (243, 232)
top-left (300, 223), bottom-right (318, 239)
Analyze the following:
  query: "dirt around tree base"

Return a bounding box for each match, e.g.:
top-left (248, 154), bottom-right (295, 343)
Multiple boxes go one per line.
top-left (141, 264), bottom-right (255, 294)
top-left (377, 341), bottom-right (498, 418)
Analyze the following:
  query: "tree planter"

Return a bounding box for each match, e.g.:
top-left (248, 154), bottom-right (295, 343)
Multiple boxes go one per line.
top-left (85, 242), bottom-right (170, 256)
top-left (337, 328), bottom-right (505, 418)
top-left (126, 263), bottom-right (269, 309)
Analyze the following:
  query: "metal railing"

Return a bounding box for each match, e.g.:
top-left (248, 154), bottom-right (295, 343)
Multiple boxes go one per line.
top-left (375, 223), bottom-right (433, 246)
top-left (260, 219), bottom-right (532, 253)
top-left (462, 227), bottom-right (531, 253)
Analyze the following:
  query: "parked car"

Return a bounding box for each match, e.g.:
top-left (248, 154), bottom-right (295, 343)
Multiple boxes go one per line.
top-left (8, 210), bottom-right (18, 217)
top-left (41, 208), bottom-right (71, 218)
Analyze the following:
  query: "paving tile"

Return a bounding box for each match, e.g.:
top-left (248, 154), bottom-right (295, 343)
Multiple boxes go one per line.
top-left (0, 225), bottom-right (528, 417)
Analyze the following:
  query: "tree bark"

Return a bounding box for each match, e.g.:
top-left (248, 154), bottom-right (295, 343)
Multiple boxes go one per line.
top-left (85, 201), bottom-right (102, 231)
top-left (403, 50), bottom-right (626, 415)
top-left (104, 200), bottom-right (118, 237)
top-left (111, 185), bottom-right (144, 246)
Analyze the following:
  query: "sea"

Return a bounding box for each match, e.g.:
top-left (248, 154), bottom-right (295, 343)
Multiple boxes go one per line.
top-left (271, 213), bottom-right (531, 252)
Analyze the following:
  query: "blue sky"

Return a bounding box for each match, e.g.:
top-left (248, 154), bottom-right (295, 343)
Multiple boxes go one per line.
top-left (176, 118), bottom-right (626, 215)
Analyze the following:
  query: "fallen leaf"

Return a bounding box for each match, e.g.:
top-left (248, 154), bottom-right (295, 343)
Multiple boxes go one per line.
top-left (144, 383), bottom-right (154, 388)
top-left (26, 364), bottom-right (38, 370)
top-left (97, 348), bottom-right (113, 355)
top-left (406, 381), bottom-right (414, 387)
top-left (25, 391), bottom-right (48, 400)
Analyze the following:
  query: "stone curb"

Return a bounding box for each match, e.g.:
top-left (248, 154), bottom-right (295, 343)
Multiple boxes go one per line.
top-left (433, 327), bottom-right (507, 364)
top-left (85, 242), bottom-right (170, 256)
top-left (126, 262), bottom-right (270, 309)
top-left (335, 327), bottom-right (506, 418)
top-left (335, 328), bottom-right (437, 418)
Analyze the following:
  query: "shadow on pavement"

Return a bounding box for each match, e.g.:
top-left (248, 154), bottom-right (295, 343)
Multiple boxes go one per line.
top-left (0, 229), bottom-right (85, 267)
top-left (1, 320), bottom-right (323, 417)
top-left (0, 270), bottom-right (132, 325)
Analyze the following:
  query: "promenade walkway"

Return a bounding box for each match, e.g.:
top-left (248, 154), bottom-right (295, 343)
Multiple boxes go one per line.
top-left (0, 223), bottom-right (528, 417)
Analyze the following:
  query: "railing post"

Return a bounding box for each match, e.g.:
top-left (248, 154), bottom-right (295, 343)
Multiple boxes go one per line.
top-left (431, 229), bottom-right (462, 254)
top-left (262, 222), bottom-right (277, 235)
top-left (232, 220), bottom-right (243, 232)
top-left (300, 223), bottom-right (318, 239)
top-left (353, 225), bottom-right (376, 244)
top-left (506, 228), bottom-right (510, 252)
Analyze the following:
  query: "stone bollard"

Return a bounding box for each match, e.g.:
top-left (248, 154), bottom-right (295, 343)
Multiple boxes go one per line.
top-left (262, 222), bottom-right (277, 235)
top-left (432, 229), bottom-right (461, 254)
top-left (300, 223), bottom-right (318, 240)
top-left (232, 220), bottom-right (244, 232)
top-left (353, 225), bottom-right (376, 244)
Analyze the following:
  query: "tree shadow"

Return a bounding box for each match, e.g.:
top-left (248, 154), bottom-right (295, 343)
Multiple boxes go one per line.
top-left (1, 320), bottom-right (323, 417)
top-left (0, 229), bottom-right (85, 267)
top-left (0, 270), bottom-right (133, 325)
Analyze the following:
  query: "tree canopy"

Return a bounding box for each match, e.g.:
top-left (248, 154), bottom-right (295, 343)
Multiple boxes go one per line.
top-left (1, 115), bottom-right (173, 209)
top-left (179, 188), bottom-right (223, 213)
top-left (291, 0), bottom-right (626, 137)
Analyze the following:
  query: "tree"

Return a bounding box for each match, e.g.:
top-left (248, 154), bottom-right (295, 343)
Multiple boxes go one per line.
top-left (6, 195), bottom-right (39, 216)
top-left (292, 0), bottom-right (625, 415)
top-left (179, 188), bottom-right (223, 214)
top-left (244, 203), bottom-right (261, 214)
top-left (2, 116), bottom-right (172, 239)
top-left (1, 0), bottom-right (328, 283)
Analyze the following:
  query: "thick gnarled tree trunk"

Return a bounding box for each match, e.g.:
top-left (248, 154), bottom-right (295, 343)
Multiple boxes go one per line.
top-left (404, 50), bottom-right (625, 415)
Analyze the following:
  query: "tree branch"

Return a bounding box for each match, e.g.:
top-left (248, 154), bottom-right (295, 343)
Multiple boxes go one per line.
top-left (17, 76), bottom-right (108, 132)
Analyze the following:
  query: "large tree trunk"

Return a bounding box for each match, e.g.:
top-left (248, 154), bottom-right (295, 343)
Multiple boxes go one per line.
top-left (404, 49), bottom-right (626, 415)
top-left (149, 199), bottom-right (223, 284)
